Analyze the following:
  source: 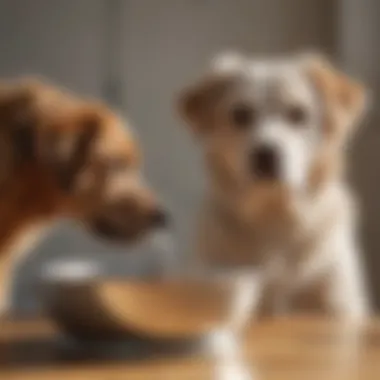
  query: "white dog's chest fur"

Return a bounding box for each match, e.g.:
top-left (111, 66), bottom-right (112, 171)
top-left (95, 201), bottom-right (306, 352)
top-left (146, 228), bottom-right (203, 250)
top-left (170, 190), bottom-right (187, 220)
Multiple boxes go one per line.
top-left (197, 182), bottom-right (369, 320)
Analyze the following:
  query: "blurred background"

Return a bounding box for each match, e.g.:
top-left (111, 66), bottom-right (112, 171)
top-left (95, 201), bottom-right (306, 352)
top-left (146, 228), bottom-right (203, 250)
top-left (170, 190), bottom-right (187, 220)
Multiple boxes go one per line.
top-left (0, 0), bottom-right (378, 314)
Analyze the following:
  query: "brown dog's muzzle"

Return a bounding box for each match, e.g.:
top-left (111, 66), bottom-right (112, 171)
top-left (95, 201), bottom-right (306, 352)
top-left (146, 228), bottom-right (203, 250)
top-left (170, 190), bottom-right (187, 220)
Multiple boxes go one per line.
top-left (86, 196), bottom-right (169, 243)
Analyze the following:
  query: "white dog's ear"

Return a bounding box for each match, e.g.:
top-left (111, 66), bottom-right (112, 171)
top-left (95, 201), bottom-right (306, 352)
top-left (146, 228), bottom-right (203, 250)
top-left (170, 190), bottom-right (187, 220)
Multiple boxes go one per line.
top-left (178, 51), bottom-right (246, 136)
top-left (178, 77), bottom-right (217, 136)
top-left (301, 53), bottom-right (369, 136)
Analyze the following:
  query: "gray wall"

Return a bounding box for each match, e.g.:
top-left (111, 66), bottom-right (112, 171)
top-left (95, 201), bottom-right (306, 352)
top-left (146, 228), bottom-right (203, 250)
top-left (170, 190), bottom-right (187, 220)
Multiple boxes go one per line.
top-left (0, 0), bottom-right (337, 313)
top-left (338, 0), bottom-right (380, 308)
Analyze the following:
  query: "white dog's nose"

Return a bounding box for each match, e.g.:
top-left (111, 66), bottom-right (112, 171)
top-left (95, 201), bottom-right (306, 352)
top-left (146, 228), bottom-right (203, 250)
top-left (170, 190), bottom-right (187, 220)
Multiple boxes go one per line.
top-left (250, 144), bottom-right (279, 179)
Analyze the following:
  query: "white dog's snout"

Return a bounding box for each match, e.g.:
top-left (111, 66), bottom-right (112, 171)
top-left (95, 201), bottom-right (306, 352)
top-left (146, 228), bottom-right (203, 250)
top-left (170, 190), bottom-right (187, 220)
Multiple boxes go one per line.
top-left (252, 119), bottom-right (287, 147)
top-left (249, 119), bottom-right (312, 188)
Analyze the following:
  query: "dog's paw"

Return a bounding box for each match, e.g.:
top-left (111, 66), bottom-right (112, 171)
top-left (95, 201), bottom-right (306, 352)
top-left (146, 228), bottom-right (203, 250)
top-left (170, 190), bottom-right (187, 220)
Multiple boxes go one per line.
top-left (208, 330), bottom-right (254, 380)
top-left (214, 362), bottom-right (253, 380)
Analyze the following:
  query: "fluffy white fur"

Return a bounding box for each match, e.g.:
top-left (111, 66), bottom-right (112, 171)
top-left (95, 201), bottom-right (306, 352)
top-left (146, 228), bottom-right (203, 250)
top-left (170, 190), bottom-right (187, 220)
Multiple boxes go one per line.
top-left (180, 51), bottom-right (370, 379)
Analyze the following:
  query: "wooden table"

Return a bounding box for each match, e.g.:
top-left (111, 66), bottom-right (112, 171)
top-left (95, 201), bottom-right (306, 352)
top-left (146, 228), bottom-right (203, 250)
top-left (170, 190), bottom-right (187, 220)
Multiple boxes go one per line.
top-left (1, 317), bottom-right (380, 379)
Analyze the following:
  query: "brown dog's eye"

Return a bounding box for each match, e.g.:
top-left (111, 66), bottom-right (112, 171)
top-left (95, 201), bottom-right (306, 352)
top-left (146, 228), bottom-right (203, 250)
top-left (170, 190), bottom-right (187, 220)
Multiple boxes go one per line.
top-left (286, 105), bottom-right (308, 125)
top-left (230, 104), bottom-right (256, 129)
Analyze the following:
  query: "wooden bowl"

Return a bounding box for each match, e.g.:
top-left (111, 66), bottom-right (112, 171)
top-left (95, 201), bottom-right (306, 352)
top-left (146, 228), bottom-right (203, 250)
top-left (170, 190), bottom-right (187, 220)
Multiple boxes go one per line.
top-left (39, 260), bottom-right (260, 341)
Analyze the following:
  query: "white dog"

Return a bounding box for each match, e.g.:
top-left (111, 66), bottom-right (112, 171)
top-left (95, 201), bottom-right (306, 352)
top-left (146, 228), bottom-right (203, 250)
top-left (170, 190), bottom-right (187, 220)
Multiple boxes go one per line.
top-left (179, 51), bottom-right (371, 379)
top-left (179, 51), bottom-right (371, 325)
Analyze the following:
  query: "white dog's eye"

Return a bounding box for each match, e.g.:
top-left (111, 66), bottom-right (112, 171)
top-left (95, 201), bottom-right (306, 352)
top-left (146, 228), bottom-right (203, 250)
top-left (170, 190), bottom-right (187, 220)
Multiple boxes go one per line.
top-left (230, 104), bottom-right (256, 129)
top-left (285, 105), bottom-right (308, 126)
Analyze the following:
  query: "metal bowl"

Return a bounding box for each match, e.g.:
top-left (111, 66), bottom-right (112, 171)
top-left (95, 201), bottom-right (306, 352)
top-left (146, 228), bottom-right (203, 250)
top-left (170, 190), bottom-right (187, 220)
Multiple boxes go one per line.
top-left (39, 259), bottom-right (261, 341)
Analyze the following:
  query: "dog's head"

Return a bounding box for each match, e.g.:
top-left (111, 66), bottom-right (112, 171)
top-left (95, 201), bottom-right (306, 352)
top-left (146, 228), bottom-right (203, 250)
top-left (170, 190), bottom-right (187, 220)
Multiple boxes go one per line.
top-left (179, 52), bottom-right (368, 206)
top-left (0, 79), bottom-right (167, 243)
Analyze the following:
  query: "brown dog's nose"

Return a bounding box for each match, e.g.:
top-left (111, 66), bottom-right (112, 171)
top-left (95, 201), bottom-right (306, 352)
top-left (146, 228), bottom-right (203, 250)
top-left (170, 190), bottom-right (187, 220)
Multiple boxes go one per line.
top-left (150, 209), bottom-right (169, 228)
top-left (250, 144), bottom-right (279, 179)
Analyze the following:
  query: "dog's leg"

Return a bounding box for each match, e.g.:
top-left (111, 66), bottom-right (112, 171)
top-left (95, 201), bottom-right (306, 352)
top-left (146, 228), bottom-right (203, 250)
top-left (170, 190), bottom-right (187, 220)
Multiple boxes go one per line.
top-left (227, 272), bottom-right (263, 330)
top-left (292, 272), bottom-right (369, 321)
top-left (207, 273), bottom-right (262, 380)
top-left (291, 226), bottom-right (370, 320)
top-left (255, 255), bottom-right (292, 319)
top-left (327, 255), bottom-right (370, 322)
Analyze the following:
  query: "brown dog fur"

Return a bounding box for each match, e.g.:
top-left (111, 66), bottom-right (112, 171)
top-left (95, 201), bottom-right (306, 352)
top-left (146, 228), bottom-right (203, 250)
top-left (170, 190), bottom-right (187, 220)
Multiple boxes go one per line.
top-left (0, 78), bottom-right (162, 313)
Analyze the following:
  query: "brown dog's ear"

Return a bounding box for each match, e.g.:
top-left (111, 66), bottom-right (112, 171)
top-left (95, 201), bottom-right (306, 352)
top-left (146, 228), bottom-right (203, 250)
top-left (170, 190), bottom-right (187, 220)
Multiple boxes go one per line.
top-left (0, 87), bottom-right (38, 164)
top-left (302, 53), bottom-right (369, 138)
top-left (44, 110), bottom-right (100, 192)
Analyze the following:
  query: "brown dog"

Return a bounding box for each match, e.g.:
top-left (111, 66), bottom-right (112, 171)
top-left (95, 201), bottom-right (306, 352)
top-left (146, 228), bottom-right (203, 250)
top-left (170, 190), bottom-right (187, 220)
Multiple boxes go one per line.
top-left (0, 78), bottom-right (166, 313)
